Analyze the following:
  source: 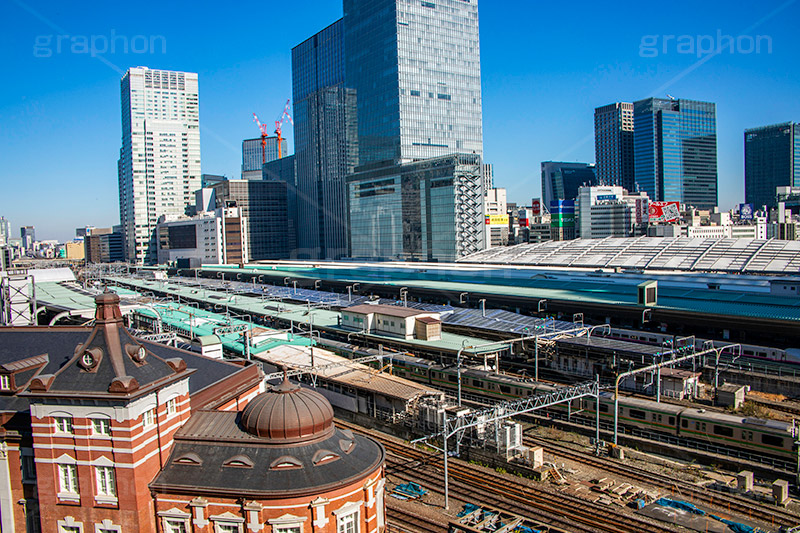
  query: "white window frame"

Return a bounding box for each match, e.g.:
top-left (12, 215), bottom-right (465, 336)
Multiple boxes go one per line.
top-left (95, 465), bottom-right (117, 501)
top-left (214, 523), bottom-right (242, 533)
top-left (166, 397), bottom-right (178, 417)
top-left (94, 519), bottom-right (122, 533)
top-left (55, 416), bottom-right (74, 435)
top-left (57, 463), bottom-right (80, 501)
top-left (92, 418), bottom-right (111, 437)
top-left (158, 508), bottom-right (192, 533)
top-left (142, 408), bottom-right (156, 428)
top-left (162, 519), bottom-right (188, 533)
top-left (58, 516), bottom-right (84, 533)
top-left (0, 374), bottom-right (10, 390)
top-left (333, 502), bottom-right (362, 533)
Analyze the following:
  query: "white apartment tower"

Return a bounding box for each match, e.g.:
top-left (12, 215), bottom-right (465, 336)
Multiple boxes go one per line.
top-left (118, 67), bottom-right (201, 264)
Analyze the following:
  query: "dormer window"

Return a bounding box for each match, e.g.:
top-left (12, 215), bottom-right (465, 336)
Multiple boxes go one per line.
top-left (0, 375), bottom-right (9, 391)
top-left (222, 455), bottom-right (254, 468)
top-left (173, 453), bottom-right (202, 466)
top-left (312, 449), bottom-right (340, 466)
top-left (270, 456), bottom-right (303, 470)
top-left (55, 416), bottom-right (74, 434)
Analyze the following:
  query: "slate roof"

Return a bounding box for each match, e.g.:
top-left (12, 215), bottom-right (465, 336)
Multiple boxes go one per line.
top-left (150, 410), bottom-right (384, 497)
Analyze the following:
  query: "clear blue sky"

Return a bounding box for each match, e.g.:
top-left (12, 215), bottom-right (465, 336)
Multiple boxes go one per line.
top-left (1, 0), bottom-right (798, 241)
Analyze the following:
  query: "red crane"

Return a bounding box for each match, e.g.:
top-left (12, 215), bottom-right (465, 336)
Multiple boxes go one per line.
top-left (252, 112), bottom-right (270, 166)
top-left (274, 99), bottom-right (293, 159)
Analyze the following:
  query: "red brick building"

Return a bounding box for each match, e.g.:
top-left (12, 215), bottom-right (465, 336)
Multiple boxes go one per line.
top-left (150, 378), bottom-right (386, 533)
top-left (0, 292), bottom-right (263, 533)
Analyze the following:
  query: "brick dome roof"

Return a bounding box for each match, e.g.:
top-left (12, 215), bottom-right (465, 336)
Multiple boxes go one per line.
top-left (240, 377), bottom-right (335, 444)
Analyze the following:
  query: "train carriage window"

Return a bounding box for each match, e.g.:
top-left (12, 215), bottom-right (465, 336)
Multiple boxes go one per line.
top-left (702, 423), bottom-right (706, 431)
top-left (629, 409), bottom-right (646, 420)
top-left (499, 385), bottom-right (510, 394)
top-left (762, 434), bottom-right (784, 447)
top-left (668, 417), bottom-right (675, 425)
top-left (448, 375), bottom-right (457, 383)
top-left (472, 380), bottom-right (483, 388)
top-left (681, 420), bottom-right (688, 428)
top-left (713, 425), bottom-right (734, 437)
top-left (695, 422), bottom-right (700, 430)
top-left (599, 404), bottom-right (609, 413)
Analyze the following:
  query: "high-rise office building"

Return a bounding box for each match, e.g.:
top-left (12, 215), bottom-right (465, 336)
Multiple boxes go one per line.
top-left (20, 226), bottom-right (35, 252)
top-left (0, 217), bottom-right (10, 246)
top-left (292, 19), bottom-right (358, 259)
top-left (118, 67), bottom-right (201, 264)
top-left (541, 162), bottom-right (597, 207)
top-left (242, 137), bottom-right (287, 179)
top-left (210, 180), bottom-right (295, 260)
top-left (633, 98), bottom-right (717, 209)
top-left (594, 102), bottom-right (634, 191)
top-left (482, 163), bottom-right (494, 191)
top-left (745, 122), bottom-right (800, 210)
top-left (343, 0), bottom-right (483, 165)
top-left (348, 154), bottom-right (483, 261)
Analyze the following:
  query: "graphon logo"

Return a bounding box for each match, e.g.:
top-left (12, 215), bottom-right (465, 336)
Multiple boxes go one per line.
top-left (33, 30), bottom-right (166, 58)
top-left (639, 30), bottom-right (772, 58)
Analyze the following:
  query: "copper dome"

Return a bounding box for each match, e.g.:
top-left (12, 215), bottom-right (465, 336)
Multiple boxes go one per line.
top-left (240, 378), bottom-right (335, 444)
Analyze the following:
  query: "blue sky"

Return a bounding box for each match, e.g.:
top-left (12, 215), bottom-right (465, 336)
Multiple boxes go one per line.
top-left (1, 0), bottom-right (798, 241)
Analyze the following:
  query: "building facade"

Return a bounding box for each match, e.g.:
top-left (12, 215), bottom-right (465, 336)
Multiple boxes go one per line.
top-left (576, 185), bottom-right (649, 239)
top-left (242, 136), bottom-right (287, 179)
top-left (348, 154), bottom-right (484, 261)
top-left (292, 20), bottom-right (358, 260)
top-left (84, 227), bottom-right (125, 264)
top-left (633, 98), bottom-right (718, 209)
top-left (0, 292), bottom-right (263, 533)
top-left (156, 207), bottom-right (249, 266)
top-left (343, 0), bottom-right (483, 165)
top-left (0, 217), bottom-right (10, 246)
top-left (745, 122), bottom-right (800, 210)
top-left (20, 226), bottom-right (35, 252)
top-left (118, 67), bottom-right (201, 264)
top-left (541, 162), bottom-right (596, 207)
top-left (594, 102), bottom-right (634, 191)
top-left (211, 180), bottom-right (295, 261)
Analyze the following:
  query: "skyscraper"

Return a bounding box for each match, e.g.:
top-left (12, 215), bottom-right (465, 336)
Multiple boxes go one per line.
top-left (745, 122), bottom-right (800, 210)
top-left (0, 217), bottom-right (10, 246)
top-left (118, 67), bottom-right (201, 264)
top-left (292, 19), bottom-right (358, 259)
top-left (20, 226), bottom-right (35, 252)
top-left (594, 102), bottom-right (634, 191)
top-left (633, 98), bottom-right (718, 209)
top-left (348, 154), bottom-right (483, 261)
top-left (541, 161), bottom-right (597, 207)
top-left (242, 137), bottom-right (287, 179)
top-left (343, 0), bottom-right (483, 165)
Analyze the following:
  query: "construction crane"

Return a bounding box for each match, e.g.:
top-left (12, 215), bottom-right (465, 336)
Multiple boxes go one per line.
top-left (251, 112), bottom-right (270, 166)
top-left (274, 99), bottom-right (292, 159)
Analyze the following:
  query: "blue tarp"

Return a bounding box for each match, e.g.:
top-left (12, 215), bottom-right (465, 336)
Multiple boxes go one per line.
top-left (655, 498), bottom-right (706, 515)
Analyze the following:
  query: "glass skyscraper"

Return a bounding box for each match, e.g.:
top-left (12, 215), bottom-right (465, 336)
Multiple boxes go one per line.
top-left (348, 154), bottom-right (483, 261)
top-left (242, 137), bottom-right (287, 177)
top-left (292, 19), bottom-right (358, 259)
top-left (594, 102), bottom-right (634, 191)
top-left (745, 122), bottom-right (800, 210)
top-left (633, 98), bottom-right (718, 209)
top-left (343, 0), bottom-right (483, 165)
top-left (540, 161), bottom-right (597, 207)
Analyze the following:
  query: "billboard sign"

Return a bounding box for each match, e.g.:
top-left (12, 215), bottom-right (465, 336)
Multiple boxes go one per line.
top-left (739, 203), bottom-right (754, 220)
top-left (648, 201), bottom-right (680, 223)
top-left (485, 215), bottom-right (509, 226)
top-left (531, 199), bottom-right (541, 216)
top-left (635, 198), bottom-right (648, 224)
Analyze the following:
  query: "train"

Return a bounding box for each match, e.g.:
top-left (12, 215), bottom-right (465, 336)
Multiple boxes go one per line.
top-left (605, 328), bottom-right (799, 364)
top-left (385, 351), bottom-right (797, 461)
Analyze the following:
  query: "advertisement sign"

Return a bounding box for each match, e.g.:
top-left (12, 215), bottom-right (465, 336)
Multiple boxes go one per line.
top-left (485, 215), bottom-right (509, 226)
top-left (531, 199), bottom-right (541, 216)
top-left (739, 203), bottom-right (754, 220)
top-left (635, 198), bottom-right (648, 224)
top-left (648, 201), bottom-right (680, 223)
top-left (597, 194), bottom-right (617, 202)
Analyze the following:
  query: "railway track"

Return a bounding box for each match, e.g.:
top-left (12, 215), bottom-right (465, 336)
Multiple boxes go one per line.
top-left (386, 507), bottom-right (445, 532)
top-left (526, 434), bottom-right (800, 529)
top-left (337, 419), bottom-right (678, 533)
